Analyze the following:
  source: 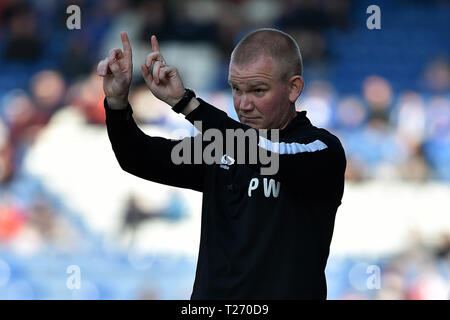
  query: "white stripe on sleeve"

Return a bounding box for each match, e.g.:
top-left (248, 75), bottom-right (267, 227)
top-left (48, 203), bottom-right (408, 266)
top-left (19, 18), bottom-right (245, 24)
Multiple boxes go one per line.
top-left (258, 137), bottom-right (328, 154)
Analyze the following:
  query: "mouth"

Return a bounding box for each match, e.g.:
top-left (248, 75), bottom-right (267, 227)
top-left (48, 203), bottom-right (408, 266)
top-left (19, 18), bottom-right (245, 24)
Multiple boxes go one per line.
top-left (240, 115), bottom-right (260, 122)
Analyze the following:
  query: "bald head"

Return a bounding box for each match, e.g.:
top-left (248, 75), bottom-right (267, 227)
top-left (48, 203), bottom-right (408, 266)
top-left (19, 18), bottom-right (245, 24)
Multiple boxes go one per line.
top-left (230, 28), bottom-right (303, 82)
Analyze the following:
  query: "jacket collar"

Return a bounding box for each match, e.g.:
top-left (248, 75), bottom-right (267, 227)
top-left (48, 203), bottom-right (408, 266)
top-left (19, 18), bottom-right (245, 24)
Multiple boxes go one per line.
top-left (279, 110), bottom-right (311, 136)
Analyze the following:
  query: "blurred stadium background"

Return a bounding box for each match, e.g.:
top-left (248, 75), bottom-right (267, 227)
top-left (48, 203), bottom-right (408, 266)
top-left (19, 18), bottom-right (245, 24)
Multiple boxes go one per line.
top-left (0, 0), bottom-right (449, 299)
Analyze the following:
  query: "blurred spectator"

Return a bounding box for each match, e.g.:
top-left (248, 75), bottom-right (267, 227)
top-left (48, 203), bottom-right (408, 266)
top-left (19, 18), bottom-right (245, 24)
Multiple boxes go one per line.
top-left (4, 89), bottom-right (50, 139)
top-left (121, 192), bottom-right (188, 233)
top-left (336, 95), bottom-right (368, 130)
top-left (376, 267), bottom-right (407, 300)
top-left (67, 70), bottom-right (105, 125)
top-left (128, 84), bottom-right (171, 125)
top-left (426, 96), bottom-right (450, 142)
top-left (167, 0), bottom-right (218, 42)
top-left (391, 92), bottom-right (430, 181)
top-left (120, 194), bottom-right (165, 246)
top-left (286, 29), bottom-right (327, 66)
top-left (0, 192), bottom-right (25, 242)
top-left (27, 195), bottom-right (81, 252)
top-left (392, 92), bottom-right (426, 148)
top-left (1, 89), bottom-right (50, 171)
top-left (7, 193), bottom-right (82, 255)
top-left (406, 266), bottom-right (449, 300)
top-left (122, 195), bottom-right (164, 229)
top-left (273, 0), bottom-right (351, 67)
top-left (215, 0), bottom-right (246, 61)
top-left (136, 285), bottom-right (161, 300)
top-left (344, 154), bottom-right (369, 182)
top-left (374, 230), bottom-right (450, 300)
top-left (276, 0), bottom-right (329, 31)
top-left (60, 37), bottom-right (95, 80)
top-left (322, 0), bottom-right (351, 29)
top-left (397, 146), bottom-right (430, 182)
top-left (28, 196), bottom-right (61, 242)
top-left (137, 0), bottom-right (172, 42)
top-left (423, 95), bottom-right (450, 180)
top-left (434, 233), bottom-right (450, 260)
top-left (30, 70), bottom-right (66, 115)
top-left (0, 118), bottom-right (14, 184)
top-left (423, 57), bottom-right (450, 93)
top-left (363, 75), bottom-right (393, 128)
top-left (1, 2), bottom-right (42, 61)
top-left (241, 0), bottom-right (282, 27)
top-left (335, 95), bottom-right (370, 179)
top-left (297, 80), bottom-right (334, 128)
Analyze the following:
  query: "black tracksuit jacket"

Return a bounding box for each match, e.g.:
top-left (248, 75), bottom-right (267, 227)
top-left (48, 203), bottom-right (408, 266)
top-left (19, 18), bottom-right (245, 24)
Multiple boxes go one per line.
top-left (105, 97), bottom-right (346, 300)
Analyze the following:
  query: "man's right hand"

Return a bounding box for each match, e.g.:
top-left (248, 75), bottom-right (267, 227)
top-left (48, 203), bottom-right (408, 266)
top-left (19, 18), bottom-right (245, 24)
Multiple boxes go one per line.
top-left (97, 31), bottom-right (133, 110)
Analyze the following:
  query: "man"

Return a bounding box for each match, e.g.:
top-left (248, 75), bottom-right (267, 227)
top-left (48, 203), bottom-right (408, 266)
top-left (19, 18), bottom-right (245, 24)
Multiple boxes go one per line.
top-left (97, 28), bottom-right (346, 299)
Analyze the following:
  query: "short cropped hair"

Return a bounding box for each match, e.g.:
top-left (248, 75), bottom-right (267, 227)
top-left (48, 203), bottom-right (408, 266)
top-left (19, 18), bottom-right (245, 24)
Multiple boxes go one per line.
top-left (230, 28), bottom-right (303, 81)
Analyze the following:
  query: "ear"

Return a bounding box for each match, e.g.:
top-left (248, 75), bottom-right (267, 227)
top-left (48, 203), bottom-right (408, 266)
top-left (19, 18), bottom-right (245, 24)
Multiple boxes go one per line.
top-left (288, 75), bottom-right (304, 103)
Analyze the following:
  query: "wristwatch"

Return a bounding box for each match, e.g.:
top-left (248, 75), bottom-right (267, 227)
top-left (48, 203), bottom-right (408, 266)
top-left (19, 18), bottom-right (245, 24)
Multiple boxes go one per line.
top-left (172, 88), bottom-right (196, 114)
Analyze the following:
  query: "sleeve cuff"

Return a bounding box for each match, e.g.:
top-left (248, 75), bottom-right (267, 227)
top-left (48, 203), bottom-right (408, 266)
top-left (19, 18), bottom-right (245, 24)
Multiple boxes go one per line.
top-left (185, 97), bottom-right (229, 121)
top-left (184, 97), bottom-right (206, 122)
top-left (104, 97), bottom-right (133, 121)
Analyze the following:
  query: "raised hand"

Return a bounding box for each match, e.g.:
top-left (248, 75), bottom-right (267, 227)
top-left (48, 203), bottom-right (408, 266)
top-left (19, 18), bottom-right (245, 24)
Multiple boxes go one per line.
top-left (141, 35), bottom-right (186, 107)
top-left (97, 32), bottom-right (133, 109)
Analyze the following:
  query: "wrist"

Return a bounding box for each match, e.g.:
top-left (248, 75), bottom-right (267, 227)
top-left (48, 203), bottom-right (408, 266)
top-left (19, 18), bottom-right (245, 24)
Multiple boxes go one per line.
top-left (168, 92), bottom-right (185, 108)
top-left (106, 95), bottom-right (128, 110)
top-left (171, 88), bottom-right (196, 114)
top-left (181, 97), bottom-right (200, 116)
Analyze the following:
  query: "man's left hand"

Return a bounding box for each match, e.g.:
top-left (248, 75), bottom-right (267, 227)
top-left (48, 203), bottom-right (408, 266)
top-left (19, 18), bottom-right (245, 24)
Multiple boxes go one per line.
top-left (141, 35), bottom-right (186, 107)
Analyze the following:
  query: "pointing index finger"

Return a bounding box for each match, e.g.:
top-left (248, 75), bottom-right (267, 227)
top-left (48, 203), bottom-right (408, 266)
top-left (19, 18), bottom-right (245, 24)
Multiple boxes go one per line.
top-left (151, 35), bottom-right (160, 52)
top-left (121, 31), bottom-right (132, 56)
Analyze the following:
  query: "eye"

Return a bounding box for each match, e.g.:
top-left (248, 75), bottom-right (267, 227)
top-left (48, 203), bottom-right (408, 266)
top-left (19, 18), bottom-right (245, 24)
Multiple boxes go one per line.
top-left (254, 88), bottom-right (266, 94)
top-left (232, 87), bottom-right (241, 93)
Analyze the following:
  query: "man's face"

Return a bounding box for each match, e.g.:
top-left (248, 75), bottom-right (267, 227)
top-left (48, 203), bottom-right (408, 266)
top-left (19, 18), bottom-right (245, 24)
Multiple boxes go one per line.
top-left (228, 55), bottom-right (292, 129)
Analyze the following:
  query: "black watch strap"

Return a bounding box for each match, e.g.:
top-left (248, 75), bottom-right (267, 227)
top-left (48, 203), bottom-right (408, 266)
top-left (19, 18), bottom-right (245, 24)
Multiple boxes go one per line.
top-left (172, 89), bottom-right (196, 114)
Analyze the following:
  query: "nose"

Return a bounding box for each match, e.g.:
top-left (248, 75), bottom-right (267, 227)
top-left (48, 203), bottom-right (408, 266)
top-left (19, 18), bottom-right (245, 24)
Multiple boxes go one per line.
top-left (239, 94), bottom-right (255, 112)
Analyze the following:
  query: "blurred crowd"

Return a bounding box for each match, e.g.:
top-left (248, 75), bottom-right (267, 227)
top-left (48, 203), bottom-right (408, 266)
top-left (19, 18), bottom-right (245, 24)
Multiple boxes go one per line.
top-left (333, 232), bottom-right (450, 300)
top-left (0, 0), bottom-right (448, 299)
